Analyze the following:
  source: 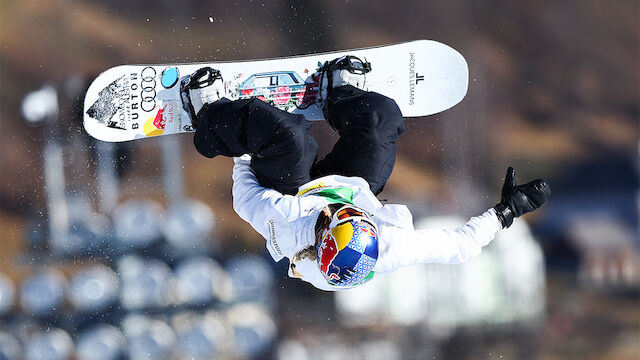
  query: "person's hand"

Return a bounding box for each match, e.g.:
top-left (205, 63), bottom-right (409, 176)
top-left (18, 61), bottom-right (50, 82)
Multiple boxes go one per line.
top-left (494, 167), bottom-right (551, 228)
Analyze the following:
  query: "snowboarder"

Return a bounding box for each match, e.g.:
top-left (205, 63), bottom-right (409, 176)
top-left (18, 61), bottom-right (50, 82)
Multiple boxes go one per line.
top-left (184, 56), bottom-right (551, 291)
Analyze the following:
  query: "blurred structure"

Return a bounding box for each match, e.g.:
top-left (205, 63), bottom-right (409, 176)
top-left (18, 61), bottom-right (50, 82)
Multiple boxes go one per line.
top-left (113, 200), bottom-right (165, 250)
top-left (0, 331), bottom-right (22, 360)
top-left (335, 218), bottom-right (545, 331)
top-left (174, 256), bottom-right (232, 306)
top-left (68, 264), bottom-right (120, 313)
top-left (161, 133), bottom-right (217, 253)
top-left (122, 315), bottom-right (177, 360)
top-left (76, 324), bottom-right (127, 360)
top-left (19, 268), bottom-right (68, 317)
top-left (225, 255), bottom-right (275, 305)
top-left (227, 303), bottom-right (278, 358)
top-left (277, 337), bottom-right (404, 360)
top-left (172, 311), bottom-right (228, 360)
top-left (118, 255), bottom-right (176, 310)
top-left (95, 140), bottom-right (120, 214)
top-left (20, 86), bottom-right (70, 256)
top-left (328, 217), bottom-right (545, 358)
top-left (570, 216), bottom-right (640, 290)
top-left (4, 80), bottom-right (279, 358)
top-left (0, 273), bottom-right (15, 316)
top-left (164, 200), bottom-right (216, 252)
top-left (24, 328), bottom-right (75, 360)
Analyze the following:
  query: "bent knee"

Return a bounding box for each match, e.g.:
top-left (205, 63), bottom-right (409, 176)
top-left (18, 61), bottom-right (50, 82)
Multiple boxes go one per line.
top-left (346, 93), bottom-right (404, 135)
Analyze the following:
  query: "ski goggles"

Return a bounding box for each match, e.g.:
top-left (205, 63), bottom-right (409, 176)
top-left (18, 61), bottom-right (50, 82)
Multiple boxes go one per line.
top-left (327, 204), bottom-right (378, 233)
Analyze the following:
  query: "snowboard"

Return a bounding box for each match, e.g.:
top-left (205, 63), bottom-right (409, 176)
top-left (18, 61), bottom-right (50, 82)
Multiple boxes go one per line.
top-left (84, 40), bottom-right (468, 142)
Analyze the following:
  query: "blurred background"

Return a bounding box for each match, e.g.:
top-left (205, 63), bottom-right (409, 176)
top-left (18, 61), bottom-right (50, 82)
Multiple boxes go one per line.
top-left (0, 0), bottom-right (638, 359)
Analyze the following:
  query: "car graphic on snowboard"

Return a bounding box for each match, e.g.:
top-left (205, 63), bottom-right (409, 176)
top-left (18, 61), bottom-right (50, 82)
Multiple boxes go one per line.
top-left (236, 71), bottom-right (311, 108)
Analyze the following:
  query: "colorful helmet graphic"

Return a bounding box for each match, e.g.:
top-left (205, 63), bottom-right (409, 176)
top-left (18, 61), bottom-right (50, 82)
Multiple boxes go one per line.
top-left (316, 205), bottom-right (378, 287)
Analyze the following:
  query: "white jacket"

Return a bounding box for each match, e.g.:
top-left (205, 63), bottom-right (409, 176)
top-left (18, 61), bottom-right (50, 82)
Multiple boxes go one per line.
top-left (231, 156), bottom-right (503, 291)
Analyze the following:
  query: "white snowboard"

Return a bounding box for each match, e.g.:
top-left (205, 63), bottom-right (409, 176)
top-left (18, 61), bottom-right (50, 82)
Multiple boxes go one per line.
top-left (84, 40), bottom-right (468, 142)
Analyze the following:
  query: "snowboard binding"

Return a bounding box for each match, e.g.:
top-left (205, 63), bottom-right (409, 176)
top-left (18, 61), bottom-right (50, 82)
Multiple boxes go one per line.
top-left (317, 55), bottom-right (372, 130)
top-left (180, 67), bottom-right (225, 127)
top-left (317, 55), bottom-right (371, 99)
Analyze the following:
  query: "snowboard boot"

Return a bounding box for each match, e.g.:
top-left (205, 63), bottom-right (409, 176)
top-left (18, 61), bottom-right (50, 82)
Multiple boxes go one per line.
top-left (316, 55), bottom-right (371, 131)
top-left (180, 67), bottom-right (225, 128)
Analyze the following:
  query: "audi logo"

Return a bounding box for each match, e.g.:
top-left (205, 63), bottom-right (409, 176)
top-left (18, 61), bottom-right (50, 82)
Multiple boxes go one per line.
top-left (140, 67), bottom-right (157, 112)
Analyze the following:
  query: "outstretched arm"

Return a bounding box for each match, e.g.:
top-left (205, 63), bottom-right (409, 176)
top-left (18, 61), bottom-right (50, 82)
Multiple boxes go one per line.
top-left (377, 167), bottom-right (551, 272)
top-left (377, 208), bottom-right (502, 271)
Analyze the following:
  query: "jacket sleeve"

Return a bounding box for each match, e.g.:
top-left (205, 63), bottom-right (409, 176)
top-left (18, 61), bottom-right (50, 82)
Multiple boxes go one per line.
top-left (375, 208), bottom-right (503, 273)
top-left (231, 156), bottom-right (305, 261)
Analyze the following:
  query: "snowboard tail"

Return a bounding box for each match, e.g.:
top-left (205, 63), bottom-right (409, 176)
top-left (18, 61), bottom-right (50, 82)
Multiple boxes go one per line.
top-left (83, 40), bottom-right (468, 142)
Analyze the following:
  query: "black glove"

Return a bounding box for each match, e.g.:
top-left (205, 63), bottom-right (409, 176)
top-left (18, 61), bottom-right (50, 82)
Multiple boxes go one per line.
top-left (493, 167), bottom-right (551, 228)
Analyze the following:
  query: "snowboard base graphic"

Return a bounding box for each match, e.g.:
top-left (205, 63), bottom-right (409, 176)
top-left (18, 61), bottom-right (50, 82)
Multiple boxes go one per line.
top-left (84, 40), bottom-right (468, 142)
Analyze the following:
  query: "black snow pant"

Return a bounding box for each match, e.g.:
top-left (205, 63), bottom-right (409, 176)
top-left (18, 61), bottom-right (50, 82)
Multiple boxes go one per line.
top-left (193, 86), bottom-right (405, 195)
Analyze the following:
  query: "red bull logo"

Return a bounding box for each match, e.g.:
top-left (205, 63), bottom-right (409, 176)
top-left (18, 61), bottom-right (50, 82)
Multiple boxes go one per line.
top-left (317, 232), bottom-right (340, 281)
top-left (143, 106), bottom-right (166, 137)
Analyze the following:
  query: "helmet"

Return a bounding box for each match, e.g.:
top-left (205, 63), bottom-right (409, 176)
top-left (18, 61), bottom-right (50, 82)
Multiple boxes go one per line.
top-left (315, 205), bottom-right (379, 287)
